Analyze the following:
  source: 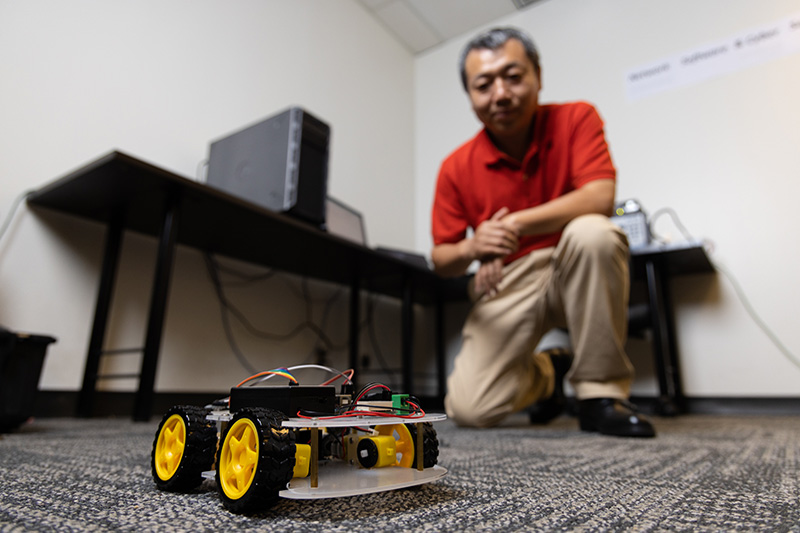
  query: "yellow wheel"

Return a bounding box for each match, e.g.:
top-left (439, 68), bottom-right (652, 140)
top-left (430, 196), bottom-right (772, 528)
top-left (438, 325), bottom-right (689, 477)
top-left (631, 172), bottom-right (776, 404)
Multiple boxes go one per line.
top-left (376, 424), bottom-right (415, 468)
top-left (154, 414), bottom-right (186, 481)
top-left (218, 417), bottom-right (259, 499)
top-left (151, 406), bottom-right (216, 492)
top-left (216, 408), bottom-right (295, 513)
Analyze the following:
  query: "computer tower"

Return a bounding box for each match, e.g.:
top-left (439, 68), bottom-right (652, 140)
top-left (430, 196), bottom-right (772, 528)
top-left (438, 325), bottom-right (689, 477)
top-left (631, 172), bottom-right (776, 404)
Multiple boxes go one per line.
top-left (206, 107), bottom-right (330, 227)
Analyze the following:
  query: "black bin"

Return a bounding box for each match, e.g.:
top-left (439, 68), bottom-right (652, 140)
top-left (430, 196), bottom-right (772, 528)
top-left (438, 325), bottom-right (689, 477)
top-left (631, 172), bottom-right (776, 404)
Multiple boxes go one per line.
top-left (0, 327), bottom-right (56, 432)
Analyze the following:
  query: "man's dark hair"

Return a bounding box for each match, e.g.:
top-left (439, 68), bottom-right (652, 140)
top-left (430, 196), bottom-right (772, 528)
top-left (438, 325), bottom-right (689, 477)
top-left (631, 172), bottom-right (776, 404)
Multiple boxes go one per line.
top-left (459, 27), bottom-right (541, 91)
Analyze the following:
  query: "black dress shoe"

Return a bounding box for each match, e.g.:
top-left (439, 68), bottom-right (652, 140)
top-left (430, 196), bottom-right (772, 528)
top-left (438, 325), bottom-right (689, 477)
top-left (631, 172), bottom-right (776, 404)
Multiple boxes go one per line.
top-left (578, 398), bottom-right (656, 438)
top-left (528, 348), bottom-right (573, 424)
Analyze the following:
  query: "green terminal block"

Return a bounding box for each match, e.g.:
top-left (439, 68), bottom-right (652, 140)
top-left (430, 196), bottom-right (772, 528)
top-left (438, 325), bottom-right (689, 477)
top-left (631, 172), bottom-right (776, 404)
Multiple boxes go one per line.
top-left (392, 393), bottom-right (409, 412)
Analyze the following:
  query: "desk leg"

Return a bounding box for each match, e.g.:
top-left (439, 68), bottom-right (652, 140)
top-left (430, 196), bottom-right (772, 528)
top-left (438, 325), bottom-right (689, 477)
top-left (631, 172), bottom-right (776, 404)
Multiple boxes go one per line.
top-left (349, 272), bottom-right (360, 390)
top-left (645, 258), bottom-right (685, 415)
top-left (435, 288), bottom-right (446, 400)
top-left (133, 198), bottom-right (180, 422)
top-left (77, 214), bottom-right (124, 418)
top-left (401, 276), bottom-right (414, 394)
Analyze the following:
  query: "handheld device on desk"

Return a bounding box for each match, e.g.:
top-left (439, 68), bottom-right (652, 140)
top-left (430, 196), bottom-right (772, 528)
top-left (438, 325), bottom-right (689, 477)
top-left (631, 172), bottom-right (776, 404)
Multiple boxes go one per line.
top-left (611, 199), bottom-right (650, 249)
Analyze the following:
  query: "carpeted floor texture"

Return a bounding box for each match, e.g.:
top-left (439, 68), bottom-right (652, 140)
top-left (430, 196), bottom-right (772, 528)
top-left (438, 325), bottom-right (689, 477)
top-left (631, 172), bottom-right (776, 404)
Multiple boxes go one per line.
top-left (1, 413), bottom-right (799, 532)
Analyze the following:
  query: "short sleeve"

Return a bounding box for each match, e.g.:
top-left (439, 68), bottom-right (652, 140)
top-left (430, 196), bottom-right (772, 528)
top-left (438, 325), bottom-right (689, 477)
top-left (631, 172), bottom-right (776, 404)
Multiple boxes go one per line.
top-left (431, 158), bottom-right (469, 245)
top-left (569, 103), bottom-right (616, 188)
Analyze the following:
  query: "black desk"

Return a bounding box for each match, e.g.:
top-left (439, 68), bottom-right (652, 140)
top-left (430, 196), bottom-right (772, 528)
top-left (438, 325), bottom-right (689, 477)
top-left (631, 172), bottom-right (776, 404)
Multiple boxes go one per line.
top-left (28, 151), bottom-right (447, 421)
top-left (629, 241), bottom-right (714, 415)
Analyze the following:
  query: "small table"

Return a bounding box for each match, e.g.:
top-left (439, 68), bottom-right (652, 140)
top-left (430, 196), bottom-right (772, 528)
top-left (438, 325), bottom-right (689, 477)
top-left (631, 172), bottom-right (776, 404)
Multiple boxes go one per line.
top-left (629, 240), bottom-right (714, 414)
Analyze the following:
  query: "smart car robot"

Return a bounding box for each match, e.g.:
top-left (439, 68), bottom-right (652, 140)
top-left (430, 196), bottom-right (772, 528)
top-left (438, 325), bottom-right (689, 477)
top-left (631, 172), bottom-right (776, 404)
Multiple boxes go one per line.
top-left (150, 365), bottom-right (446, 514)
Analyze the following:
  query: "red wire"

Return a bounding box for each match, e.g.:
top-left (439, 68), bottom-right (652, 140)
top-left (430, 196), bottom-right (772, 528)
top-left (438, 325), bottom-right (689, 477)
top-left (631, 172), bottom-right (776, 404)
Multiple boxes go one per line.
top-left (353, 383), bottom-right (391, 404)
top-left (295, 404), bottom-right (426, 421)
top-left (319, 368), bottom-right (354, 386)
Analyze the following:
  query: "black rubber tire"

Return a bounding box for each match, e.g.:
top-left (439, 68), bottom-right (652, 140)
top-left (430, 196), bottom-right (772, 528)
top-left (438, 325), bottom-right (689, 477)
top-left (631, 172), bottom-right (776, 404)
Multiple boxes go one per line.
top-left (405, 422), bottom-right (439, 468)
top-left (216, 408), bottom-right (295, 514)
top-left (151, 405), bottom-right (217, 492)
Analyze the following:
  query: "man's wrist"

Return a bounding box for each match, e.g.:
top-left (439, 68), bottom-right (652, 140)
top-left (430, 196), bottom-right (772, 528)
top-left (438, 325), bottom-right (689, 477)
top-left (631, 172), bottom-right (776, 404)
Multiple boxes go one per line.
top-left (459, 238), bottom-right (477, 264)
top-left (503, 211), bottom-right (525, 236)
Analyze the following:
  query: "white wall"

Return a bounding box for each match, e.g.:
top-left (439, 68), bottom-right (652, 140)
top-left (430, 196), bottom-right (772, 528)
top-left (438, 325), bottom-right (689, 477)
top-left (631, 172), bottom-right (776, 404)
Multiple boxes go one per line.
top-left (414, 0), bottom-right (800, 397)
top-left (3, 0), bottom-right (799, 401)
top-left (0, 0), bottom-right (420, 393)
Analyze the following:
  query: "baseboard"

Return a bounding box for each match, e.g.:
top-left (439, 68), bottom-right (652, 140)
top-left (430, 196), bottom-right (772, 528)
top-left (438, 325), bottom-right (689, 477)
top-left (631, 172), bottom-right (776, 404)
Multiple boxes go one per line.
top-left (34, 390), bottom-right (227, 419)
top-left (33, 390), bottom-right (800, 420)
top-left (629, 396), bottom-right (800, 416)
top-left (34, 390), bottom-right (444, 419)
top-left (682, 397), bottom-right (800, 416)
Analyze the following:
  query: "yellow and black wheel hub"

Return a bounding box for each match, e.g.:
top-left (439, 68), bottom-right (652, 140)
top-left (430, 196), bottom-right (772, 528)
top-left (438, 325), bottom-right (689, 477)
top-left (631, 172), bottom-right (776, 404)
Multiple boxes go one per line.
top-left (154, 413), bottom-right (187, 481)
top-left (150, 405), bottom-right (216, 492)
top-left (218, 417), bottom-right (260, 500)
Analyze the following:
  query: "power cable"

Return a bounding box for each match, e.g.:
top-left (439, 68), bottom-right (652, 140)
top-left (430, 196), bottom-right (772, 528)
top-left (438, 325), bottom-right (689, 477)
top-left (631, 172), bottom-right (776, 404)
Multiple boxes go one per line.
top-left (0, 189), bottom-right (35, 245)
top-left (649, 206), bottom-right (799, 371)
top-left (203, 252), bottom-right (362, 373)
top-left (711, 257), bottom-right (800, 371)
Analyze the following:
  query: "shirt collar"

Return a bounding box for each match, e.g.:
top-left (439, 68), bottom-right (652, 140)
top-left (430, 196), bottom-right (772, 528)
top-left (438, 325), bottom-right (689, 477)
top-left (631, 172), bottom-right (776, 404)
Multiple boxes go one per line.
top-left (478, 106), bottom-right (550, 169)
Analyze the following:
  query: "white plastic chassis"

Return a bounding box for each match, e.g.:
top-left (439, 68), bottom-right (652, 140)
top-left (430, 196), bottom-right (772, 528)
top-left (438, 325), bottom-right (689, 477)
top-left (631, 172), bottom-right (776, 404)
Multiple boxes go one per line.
top-left (205, 411), bottom-right (447, 499)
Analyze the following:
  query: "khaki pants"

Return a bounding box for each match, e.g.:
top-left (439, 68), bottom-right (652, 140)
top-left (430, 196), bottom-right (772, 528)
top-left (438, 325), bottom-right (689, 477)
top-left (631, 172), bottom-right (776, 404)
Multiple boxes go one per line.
top-left (444, 214), bottom-right (633, 427)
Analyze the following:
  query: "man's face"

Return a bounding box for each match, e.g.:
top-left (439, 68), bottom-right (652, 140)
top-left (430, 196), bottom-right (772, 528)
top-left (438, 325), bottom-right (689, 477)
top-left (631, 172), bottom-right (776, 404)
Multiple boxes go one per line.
top-left (464, 39), bottom-right (541, 141)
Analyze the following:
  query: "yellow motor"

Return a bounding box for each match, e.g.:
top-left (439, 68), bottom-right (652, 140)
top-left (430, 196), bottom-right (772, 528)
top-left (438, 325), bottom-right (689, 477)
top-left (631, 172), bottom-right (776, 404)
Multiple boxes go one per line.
top-left (356, 435), bottom-right (397, 468)
top-left (293, 444), bottom-right (311, 478)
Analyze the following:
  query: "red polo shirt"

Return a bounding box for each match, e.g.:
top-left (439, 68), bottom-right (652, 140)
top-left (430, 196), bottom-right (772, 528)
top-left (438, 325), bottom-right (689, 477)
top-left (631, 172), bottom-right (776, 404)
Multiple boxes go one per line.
top-left (431, 101), bottom-right (616, 265)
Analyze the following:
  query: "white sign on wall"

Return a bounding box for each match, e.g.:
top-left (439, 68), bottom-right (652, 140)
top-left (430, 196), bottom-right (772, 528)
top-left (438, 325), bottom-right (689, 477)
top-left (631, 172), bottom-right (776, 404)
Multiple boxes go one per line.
top-left (625, 11), bottom-right (800, 101)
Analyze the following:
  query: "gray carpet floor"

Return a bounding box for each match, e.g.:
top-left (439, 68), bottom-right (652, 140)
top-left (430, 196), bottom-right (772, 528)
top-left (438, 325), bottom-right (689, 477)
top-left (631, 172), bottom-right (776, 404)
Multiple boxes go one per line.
top-left (1, 413), bottom-right (799, 532)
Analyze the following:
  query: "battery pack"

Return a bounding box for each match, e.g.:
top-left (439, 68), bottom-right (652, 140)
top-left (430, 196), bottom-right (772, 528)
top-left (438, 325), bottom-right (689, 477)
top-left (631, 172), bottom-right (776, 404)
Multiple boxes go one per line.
top-left (229, 385), bottom-right (336, 417)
